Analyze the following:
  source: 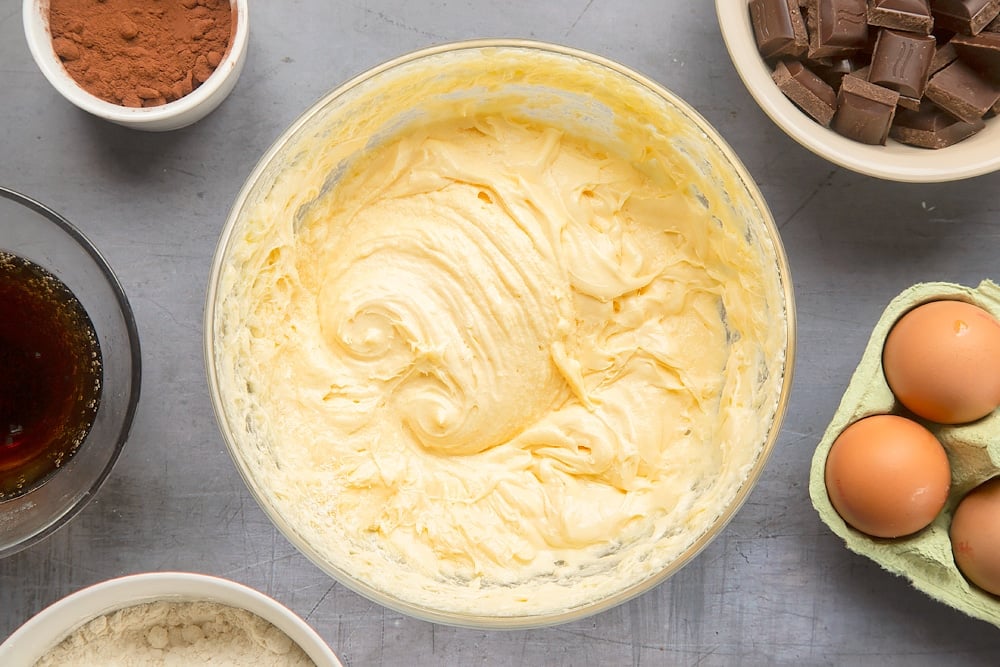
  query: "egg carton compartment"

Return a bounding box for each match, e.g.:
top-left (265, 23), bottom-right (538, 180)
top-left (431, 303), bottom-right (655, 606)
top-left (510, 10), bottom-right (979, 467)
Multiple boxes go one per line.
top-left (809, 279), bottom-right (1000, 628)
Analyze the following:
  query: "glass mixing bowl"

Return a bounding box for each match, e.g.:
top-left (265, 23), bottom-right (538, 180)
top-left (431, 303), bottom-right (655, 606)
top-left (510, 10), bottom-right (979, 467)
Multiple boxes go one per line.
top-left (0, 187), bottom-right (141, 557)
top-left (205, 40), bottom-right (795, 628)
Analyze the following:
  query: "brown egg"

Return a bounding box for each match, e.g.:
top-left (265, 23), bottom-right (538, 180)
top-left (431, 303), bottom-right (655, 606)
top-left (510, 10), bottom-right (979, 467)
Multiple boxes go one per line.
top-left (951, 477), bottom-right (1000, 596)
top-left (825, 414), bottom-right (951, 538)
top-left (882, 300), bottom-right (1000, 424)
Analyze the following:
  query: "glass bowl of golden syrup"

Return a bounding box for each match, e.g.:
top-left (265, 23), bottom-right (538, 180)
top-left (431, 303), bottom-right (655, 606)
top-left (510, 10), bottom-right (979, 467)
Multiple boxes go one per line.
top-left (0, 187), bottom-right (140, 557)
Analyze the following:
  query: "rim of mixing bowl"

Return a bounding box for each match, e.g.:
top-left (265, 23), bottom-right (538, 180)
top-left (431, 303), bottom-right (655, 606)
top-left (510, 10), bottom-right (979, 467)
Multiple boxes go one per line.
top-left (204, 38), bottom-right (797, 629)
top-left (0, 186), bottom-right (142, 557)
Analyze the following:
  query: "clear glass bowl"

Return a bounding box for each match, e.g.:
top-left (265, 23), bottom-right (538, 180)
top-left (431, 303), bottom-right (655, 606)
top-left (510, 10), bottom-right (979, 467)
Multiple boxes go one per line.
top-left (0, 187), bottom-right (141, 557)
top-left (205, 40), bottom-right (796, 628)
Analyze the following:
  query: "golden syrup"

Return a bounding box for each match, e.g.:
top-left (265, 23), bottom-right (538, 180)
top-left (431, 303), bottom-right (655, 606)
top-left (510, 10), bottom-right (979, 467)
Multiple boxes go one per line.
top-left (0, 251), bottom-right (102, 500)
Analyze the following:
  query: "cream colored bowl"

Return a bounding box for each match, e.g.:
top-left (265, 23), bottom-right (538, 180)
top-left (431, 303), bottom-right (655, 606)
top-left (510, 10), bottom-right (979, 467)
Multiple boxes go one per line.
top-left (205, 40), bottom-right (795, 628)
top-left (715, 0), bottom-right (1000, 182)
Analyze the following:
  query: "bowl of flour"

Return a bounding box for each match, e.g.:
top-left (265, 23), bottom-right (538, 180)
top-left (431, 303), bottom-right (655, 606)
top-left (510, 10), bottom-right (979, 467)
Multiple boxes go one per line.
top-left (0, 572), bottom-right (341, 666)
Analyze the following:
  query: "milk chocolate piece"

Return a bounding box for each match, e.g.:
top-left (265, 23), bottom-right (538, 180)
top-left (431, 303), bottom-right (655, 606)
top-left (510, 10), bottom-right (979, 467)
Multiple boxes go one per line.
top-left (773, 59), bottom-right (839, 124)
top-left (750, 0), bottom-right (810, 58)
top-left (832, 75), bottom-right (900, 143)
top-left (807, 0), bottom-right (870, 58)
top-left (868, 0), bottom-right (934, 33)
top-left (852, 64), bottom-right (873, 78)
top-left (869, 29), bottom-right (937, 98)
top-left (804, 55), bottom-right (835, 69)
top-left (813, 55), bottom-right (869, 86)
top-left (925, 58), bottom-right (1000, 120)
top-left (890, 100), bottom-right (986, 146)
top-left (951, 31), bottom-right (1000, 80)
top-left (930, 0), bottom-right (1000, 35)
top-left (930, 40), bottom-right (959, 73)
top-left (987, 13), bottom-right (1000, 28)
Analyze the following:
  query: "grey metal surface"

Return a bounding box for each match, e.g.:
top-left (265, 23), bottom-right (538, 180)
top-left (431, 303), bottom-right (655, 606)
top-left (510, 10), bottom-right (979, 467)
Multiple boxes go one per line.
top-left (2, 1), bottom-right (1000, 665)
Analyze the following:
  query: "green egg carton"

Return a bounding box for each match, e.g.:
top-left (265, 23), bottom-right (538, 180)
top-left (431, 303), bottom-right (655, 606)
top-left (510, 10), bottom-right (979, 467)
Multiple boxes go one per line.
top-left (809, 279), bottom-right (1000, 628)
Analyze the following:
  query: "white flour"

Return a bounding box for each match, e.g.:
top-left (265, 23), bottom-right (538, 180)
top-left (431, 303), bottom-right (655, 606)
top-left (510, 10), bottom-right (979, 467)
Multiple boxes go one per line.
top-left (34, 600), bottom-right (317, 666)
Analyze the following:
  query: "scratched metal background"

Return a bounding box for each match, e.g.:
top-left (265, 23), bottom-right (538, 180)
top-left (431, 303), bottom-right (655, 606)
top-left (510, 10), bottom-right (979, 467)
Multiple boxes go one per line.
top-left (3, 1), bottom-right (1000, 665)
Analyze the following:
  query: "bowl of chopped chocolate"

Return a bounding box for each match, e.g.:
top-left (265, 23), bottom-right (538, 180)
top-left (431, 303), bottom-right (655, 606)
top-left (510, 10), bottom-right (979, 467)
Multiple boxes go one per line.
top-left (717, 0), bottom-right (1000, 182)
top-left (23, 0), bottom-right (249, 131)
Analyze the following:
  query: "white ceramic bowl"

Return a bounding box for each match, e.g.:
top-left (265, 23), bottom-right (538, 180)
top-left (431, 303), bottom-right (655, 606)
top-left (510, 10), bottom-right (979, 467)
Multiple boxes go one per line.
top-left (0, 572), bottom-right (342, 666)
top-left (715, 0), bottom-right (1000, 182)
top-left (206, 39), bottom-right (795, 629)
top-left (22, 0), bottom-right (249, 132)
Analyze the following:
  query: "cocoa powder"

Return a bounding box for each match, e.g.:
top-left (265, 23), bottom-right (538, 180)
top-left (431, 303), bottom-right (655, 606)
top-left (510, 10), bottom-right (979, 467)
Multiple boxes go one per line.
top-left (48, 0), bottom-right (235, 108)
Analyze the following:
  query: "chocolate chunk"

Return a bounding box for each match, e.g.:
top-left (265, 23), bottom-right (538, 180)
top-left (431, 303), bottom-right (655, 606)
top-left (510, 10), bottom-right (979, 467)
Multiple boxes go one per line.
top-left (832, 75), bottom-right (900, 143)
top-left (987, 13), bottom-right (1000, 29)
top-left (807, 0), bottom-right (870, 58)
top-left (930, 40), bottom-right (960, 73)
top-left (849, 63), bottom-right (873, 80)
top-left (804, 54), bottom-right (835, 68)
top-left (813, 55), bottom-right (870, 86)
top-left (750, 0), bottom-right (810, 58)
top-left (925, 58), bottom-right (1000, 120)
top-left (868, 0), bottom-right (934, 33)
top-left (951, 31), bottom-right (1000, 80)
top-left (869, 29), bottom-right (937, 98)
top-left (890, 100), bottom-right (986, 146)
top-left (772, 59), bottom-right (839, 124)
top-left (930, 0), bottom-right (1000, 35)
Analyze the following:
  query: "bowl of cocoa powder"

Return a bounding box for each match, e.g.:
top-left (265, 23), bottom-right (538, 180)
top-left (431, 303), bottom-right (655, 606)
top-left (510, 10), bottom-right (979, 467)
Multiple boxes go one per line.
top-left (23, 0), bottom-right (249, 132)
